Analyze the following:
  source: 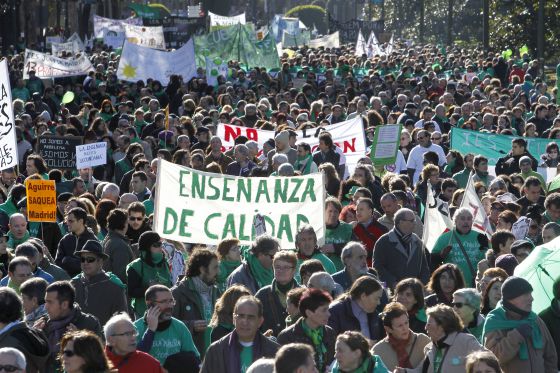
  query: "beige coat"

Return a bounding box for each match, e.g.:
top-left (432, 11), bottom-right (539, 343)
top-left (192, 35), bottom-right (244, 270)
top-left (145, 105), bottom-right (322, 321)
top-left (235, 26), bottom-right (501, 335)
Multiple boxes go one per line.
top-left (372, 331), bottom-right (431, 371)
top-left (403, 332), bottom-right (484, 373)
top-left (484, 316), bottom-right (557, 373)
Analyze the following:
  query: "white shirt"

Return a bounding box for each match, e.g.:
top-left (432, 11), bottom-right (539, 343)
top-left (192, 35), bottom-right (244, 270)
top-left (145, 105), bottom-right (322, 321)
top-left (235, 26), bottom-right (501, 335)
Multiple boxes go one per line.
top-left (406, 143), bottom-right (447, 184)
top-left (384, 150), bottom-right (407, 174)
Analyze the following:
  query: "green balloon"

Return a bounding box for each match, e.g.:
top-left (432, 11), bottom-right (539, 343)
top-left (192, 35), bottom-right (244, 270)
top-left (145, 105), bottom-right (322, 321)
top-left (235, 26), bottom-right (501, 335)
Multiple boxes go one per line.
top-left (210, 69), bottom-right (219, 76)
top-left (213, 57), bottom-right (222, 66)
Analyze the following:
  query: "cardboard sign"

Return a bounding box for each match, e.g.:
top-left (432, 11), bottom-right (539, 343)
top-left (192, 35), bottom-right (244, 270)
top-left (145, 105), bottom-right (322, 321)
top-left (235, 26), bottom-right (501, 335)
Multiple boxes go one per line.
top-left (26, 179), bottom-right (57, 222)
top-left (38, 136), bottom-right (82, 169)
top-left (0, 60), bottom-right (19, 171)
top-left (76, 142), bottom-right (107, 169)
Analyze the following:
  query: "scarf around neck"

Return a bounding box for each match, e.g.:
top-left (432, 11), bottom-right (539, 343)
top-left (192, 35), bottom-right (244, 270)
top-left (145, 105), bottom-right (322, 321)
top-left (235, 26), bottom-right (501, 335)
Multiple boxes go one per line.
top-left (246, 252), bottom-right (274, 289)
top-left (294, 154), bottom-right (313, 175)
top-left (482, 301), bottom-right (542, 360)
top-left (301, 318), bottom-right (327, 371)
top-left (388, 331), bottom-right (413, 368)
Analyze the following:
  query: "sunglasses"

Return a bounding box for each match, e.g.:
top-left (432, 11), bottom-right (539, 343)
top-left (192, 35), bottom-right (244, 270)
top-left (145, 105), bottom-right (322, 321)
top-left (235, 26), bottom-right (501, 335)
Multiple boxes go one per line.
top-left (128, 216), bottom-right (143, 221)
top-left (0, 365), bottom-right (20, 372)
top-left (80, 257), bottom-right (97, 263)
top-left (452, 302), bottom-right (467, 309)
top-left (63, 350), bottom-right (76, 358)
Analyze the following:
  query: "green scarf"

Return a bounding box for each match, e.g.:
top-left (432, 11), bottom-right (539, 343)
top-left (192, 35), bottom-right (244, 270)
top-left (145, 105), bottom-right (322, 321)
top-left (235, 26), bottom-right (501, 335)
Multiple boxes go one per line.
top-left (7, 230), bottom-right (30, 248)
top-left (294, 154), bottom-right (313, 175)
top-left (331, 355), bottom-right (383, 373)
top-left (301, 318), bottom-right (327, 371)
top-left (246, 252), bottom-right (273, 289)
top-left (482, 301), bottom-right (543, 360)
top-left (218, 260), bottom-right (241, 285)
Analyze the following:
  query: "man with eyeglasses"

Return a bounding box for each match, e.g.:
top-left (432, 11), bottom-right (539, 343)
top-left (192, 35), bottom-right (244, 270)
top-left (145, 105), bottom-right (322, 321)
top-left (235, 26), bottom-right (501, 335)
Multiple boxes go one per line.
top-left (125, 202), bottom-right (150, 245)
top-left (201, 296), bottom-right (280, 373)
top-left (172, 249), bottom-right (220, 358)
top-left (373, 208), bottom-right (430, 290)
top-left (71, 240), bottom-right (127, 326)
top-left (2, 257), bottom-right (33, 295)
top-left (255, 251), bottom-right (300, 337)
top-left (55, 207), bottom-right (98, 277)
top-left (134, 284), bottom-right (200, 367)
top-left (105, 313), bottom-right (164, 373)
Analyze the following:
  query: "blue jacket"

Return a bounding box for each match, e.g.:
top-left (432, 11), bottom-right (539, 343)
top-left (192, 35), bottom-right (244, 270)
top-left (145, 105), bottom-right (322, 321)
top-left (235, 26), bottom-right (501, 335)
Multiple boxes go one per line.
top-left (328, 297), bottom-right (385, 342)
top-left (0, 267), bottom-right (54, 286)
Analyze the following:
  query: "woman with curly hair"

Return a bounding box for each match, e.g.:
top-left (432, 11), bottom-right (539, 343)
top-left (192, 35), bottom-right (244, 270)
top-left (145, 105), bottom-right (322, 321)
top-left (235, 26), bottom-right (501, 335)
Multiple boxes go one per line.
top-left (209, 285), bottom-right (251, 342)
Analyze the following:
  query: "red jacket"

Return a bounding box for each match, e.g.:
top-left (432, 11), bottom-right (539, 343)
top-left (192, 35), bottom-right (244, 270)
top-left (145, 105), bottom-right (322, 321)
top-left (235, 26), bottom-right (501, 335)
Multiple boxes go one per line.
top-left (105, 347), bottom-right (164, 373)
top-left (353, 220), bottom-right (388, 266)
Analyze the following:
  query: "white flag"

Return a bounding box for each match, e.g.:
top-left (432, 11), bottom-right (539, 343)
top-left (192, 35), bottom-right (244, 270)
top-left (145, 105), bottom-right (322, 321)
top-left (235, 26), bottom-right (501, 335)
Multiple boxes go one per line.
top-left (355, 29), bottom-right (367, 56)
top-left (0, 60), bottom-right (19, 171)
top-left (460, 175), bottom-right (493, 235)
top-left (366, 31), bottom-right (383, 57)
top-left (424, 185), bottom-right (452, 252)
top-left (385, 33), bottom-right (394, 55)
top-left (117, 40), bottom-right (196, 84)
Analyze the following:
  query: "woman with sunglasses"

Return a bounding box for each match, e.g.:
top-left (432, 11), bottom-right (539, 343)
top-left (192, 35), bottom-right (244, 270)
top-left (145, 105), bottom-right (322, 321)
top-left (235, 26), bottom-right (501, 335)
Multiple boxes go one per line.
top-left (60, 330), bottom-right (116, 373)
top-left (452, 288), bottom-right (485, 342)
top-left (126, 231), bottom-right (172, 318)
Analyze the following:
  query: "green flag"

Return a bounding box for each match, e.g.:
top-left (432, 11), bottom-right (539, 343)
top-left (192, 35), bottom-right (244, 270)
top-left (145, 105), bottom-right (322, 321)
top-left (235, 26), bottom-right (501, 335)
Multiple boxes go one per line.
top-left (519, 45), bottom-right (529, 58)
top-left (194, 24), bottom-right (280, 71)
top-left (501, 48), bottom-right (513, 60)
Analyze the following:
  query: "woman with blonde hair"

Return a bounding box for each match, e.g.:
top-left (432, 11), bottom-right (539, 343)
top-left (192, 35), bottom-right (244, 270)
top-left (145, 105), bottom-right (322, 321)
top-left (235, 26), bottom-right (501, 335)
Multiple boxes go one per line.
top-left (209, 284), bottom-right (251, 342)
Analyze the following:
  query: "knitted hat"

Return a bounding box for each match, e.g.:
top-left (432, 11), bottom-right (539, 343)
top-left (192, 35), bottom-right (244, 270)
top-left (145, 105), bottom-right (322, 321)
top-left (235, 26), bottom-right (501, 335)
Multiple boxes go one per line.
top-left (501, 276), bottom-right (533, 301)
top-left (275, 130), bottom-right (289, 145)
top-left (495, 254), bottom-right (519, 276)
top-left (139, 231), bottom-right (161, 253)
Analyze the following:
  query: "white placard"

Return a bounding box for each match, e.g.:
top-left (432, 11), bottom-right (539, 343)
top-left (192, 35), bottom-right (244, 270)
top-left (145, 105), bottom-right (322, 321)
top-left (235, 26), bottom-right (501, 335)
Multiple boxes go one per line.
top-left (0, 60), bottom-right (19, 170)
top-left (76, 142), bottom-right (107, 169)
top-left (209, 11), bottom-right (246, 27)
top-left (124, 24), bottom-right (166, 50)
top-left (23, 49), bottom-right (94, 79)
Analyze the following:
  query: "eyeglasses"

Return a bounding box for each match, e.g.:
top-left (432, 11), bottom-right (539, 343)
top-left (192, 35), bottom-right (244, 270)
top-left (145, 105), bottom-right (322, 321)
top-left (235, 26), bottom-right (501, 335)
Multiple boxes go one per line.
top-left (63, 350), bottom-right (76, 358)
top-left (80, 257), bottom-right (98, 263)
top-left (111, 330), bottom-right (138, 338)
top-left (128, 216), bottom-right (144, 221)
top-left (0, 365), bottom-right (21, 372)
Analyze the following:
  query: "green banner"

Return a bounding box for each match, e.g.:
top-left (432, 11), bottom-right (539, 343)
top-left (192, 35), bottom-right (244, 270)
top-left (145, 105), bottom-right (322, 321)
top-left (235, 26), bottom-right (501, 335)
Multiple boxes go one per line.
top-left (450, 127), bottom-right (560, 165)
top-left (194, 24), bottom-right (280, 71)
top-left (370, 124), bottom-right (402, 166)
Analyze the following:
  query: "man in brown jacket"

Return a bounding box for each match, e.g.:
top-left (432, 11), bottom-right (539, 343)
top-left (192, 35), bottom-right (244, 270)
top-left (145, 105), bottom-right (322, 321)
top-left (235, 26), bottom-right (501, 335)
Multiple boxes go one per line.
top-left (483, 276), bottom-right (558, 373)
top-left (200, 296), bottom-right (279, 373)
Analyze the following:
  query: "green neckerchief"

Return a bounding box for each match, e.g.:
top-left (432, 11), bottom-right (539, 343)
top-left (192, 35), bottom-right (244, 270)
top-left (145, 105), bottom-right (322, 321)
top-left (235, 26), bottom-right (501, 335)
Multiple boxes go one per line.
top-left (482, 301), bottom-right (542, 360)
top-left (416, 307), bottom-right (427, 322)
top-left (217, 322), bottom-right (234, 331)
top-left (217, 260), bottom-right (241, 287)
top-left (294, 154), bottom-right (313, 175)
top-left (433, 346), bottom-right (445, 373)
top-left (331, 353), bottom-right (387, 373)
top-left (245, 252), bottom-right (273, 289)
top-left (7, 230), bottom-right (30, 248)
top-left (300, 318), bottom-right (326, 371)
top-left (332, 355), bottom-right (371, 373)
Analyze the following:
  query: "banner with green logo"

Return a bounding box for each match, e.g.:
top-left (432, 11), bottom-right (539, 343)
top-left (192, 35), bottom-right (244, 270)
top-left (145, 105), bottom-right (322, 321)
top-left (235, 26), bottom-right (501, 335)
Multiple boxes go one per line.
top-left (193, 24), bottom-right (280, 70)
top-left (154, 160), bottom-right (325, 248)
top-left (450, 127), bottom-right (560, 165)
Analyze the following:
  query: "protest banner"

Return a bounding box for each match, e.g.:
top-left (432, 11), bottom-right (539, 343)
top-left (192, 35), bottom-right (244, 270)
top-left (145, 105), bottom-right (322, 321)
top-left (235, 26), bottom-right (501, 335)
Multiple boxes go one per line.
top-left (194, 23), bottom-right (280, 70)
top-left (76, 142), bottom-right (107, 169)
top-left (51, 40), bottom-right (83, 56)
top-left (271, 15), bottom-right (307, 42)
top-left (124, 24), bottom-right (166, 50)
top-left (370, 124), bottom-right (401, 166)
top-left (117, 40), bottom-right (196, 83)
top-left (67, 33), bottom-right (85, 50)
top-left (309, 31), bottom-right (340, 49)
top-left (327, 14), bottom-right (384, 43)
top-left (281, 30), bottom-right (311, 48)
top-left (217, 116), bottom-right (366, 172)
top-left (450, 127), bottom-right (560, 165)
top-left (45, 36), bottom-right (63, 48)
top-left (23, 49), bottom-right (93, 79)
top-left (209, 11), bottom-right (246, 28)
top-left (461, 175), bottom-right (493, 235)
top-left (38, 136), bottom-right (82, 169)
top-left (93, 15), bottom-right (142, 38)
top-left (0, 60), bottom-right (19, 171)
top-left (154, 160), bottom-right (325, 248)
top-left (26, 179), bottom-right (57, 222)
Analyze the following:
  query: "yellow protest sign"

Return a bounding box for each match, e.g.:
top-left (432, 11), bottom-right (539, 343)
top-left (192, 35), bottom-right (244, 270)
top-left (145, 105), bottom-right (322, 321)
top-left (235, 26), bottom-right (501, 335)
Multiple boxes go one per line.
top-left (26, 179), bottom-right (57, 222)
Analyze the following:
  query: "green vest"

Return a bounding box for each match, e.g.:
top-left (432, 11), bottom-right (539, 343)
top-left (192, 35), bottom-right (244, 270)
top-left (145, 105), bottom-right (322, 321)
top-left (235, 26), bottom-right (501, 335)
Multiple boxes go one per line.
top-left (127, 257), bottom-right (172, 316)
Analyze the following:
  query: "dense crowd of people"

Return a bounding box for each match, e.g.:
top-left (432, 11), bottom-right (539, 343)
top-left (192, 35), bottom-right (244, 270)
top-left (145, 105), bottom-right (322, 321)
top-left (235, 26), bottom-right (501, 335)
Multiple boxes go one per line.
top-left (0, 29), bottom-right (559, 373)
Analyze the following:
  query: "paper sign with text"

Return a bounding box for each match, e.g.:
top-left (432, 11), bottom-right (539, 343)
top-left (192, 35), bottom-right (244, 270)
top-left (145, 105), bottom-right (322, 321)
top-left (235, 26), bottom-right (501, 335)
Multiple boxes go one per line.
top-left (26, 179), bottom-right (57, 222)
top-left (76, 142), bottom-right (107, 169)
top-left (38, 136), bottom-right (82, 169)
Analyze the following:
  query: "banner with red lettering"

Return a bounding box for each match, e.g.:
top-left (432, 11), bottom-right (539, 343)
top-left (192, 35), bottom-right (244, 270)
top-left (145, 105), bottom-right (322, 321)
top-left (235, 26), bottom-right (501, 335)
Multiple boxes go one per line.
top-left (217, 117), bottom-right (366, 172)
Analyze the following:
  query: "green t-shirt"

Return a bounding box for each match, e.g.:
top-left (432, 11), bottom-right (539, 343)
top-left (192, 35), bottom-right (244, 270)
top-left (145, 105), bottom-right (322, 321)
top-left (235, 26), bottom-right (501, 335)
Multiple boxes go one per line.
top-left (240, 344), bottom-right (253, 373)
top-left (325, 222), bottom-right (354, 271)
top-left (432, 229), bottom-right (485, 286)
top-left (134, 317), bottom-right (199, 366)
top-left (295, 252), bottom-right (336, 283)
